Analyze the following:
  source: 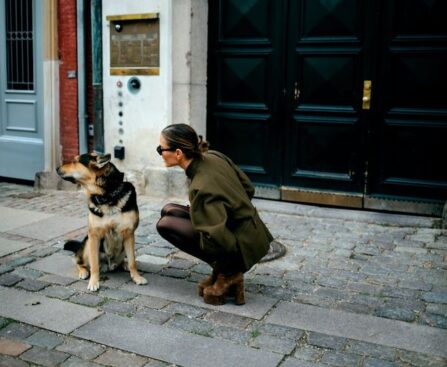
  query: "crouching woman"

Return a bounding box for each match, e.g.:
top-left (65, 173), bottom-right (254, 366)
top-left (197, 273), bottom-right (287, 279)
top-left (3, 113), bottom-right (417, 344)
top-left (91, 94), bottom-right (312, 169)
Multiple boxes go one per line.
top-left (156, 123), bottom-right (273, 305)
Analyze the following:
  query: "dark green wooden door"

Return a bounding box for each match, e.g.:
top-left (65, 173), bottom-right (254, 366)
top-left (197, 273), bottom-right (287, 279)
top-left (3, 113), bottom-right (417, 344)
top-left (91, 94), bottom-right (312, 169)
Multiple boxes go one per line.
top-left (207, 0), bottom-right (447, 214)
top-left (207, 0), bottom-right (286, 188)
top-left (282, 0), bottom-right (376, 207)
top-left (365, 0), bottom-right (447, 211)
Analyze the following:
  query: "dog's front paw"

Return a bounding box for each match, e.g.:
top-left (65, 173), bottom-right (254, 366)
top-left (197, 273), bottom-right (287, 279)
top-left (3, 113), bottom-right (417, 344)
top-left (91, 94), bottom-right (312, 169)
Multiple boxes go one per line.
top-left (87, 279), bottom-right (100, 292)
top-left (132, 274), bottom-right (148, 285)
top-left (79, 268), bottom-right (89, 280)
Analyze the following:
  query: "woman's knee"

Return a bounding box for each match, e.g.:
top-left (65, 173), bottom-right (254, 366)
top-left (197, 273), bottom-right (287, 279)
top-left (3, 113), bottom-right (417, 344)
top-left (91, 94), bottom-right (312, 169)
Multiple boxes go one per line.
top-left (160, 203), bottom-right (175, 217)
top-left (160, 203), bottom-right (189, 218)
top-left (156, 216), bottom-right (170, 237)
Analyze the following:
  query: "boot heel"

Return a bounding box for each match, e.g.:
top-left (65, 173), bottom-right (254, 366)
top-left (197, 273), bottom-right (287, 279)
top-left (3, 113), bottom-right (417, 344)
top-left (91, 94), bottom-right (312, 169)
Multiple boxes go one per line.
top-left (198, 285), bottom-right (205, 297)
top-left (198, 269), bottom-right (219, 297)
top-left (234, 281), bottom-right (245, 305)
top-left (203, 293), bottom-right (226, 305)
top-left (228, 284), bottom-right (237, 297)
top-left (203, 272), bottom-right (244, 306)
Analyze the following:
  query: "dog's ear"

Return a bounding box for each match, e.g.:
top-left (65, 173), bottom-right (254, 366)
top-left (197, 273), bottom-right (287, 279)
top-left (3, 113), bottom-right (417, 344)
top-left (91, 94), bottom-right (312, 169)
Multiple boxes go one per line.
top-left (94, 154), bottom-right (111, 169)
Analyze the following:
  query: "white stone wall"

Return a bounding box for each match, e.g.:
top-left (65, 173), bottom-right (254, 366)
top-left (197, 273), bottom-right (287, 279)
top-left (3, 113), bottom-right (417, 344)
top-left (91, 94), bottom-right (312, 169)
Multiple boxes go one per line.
top-left (102, 0), bottom-right (208, 198)
top-left (102, 0), bottom-right (172, 170)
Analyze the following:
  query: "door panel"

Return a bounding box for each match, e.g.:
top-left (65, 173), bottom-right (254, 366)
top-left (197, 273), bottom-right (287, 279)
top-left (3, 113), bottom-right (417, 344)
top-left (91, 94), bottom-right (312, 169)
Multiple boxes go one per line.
top-left (284, 0), bottom-right (371, 194)
top-left (207, 0), bottom-right (285, 185)
top-left (299, 0), bottom-right (362, 40)
top-left (298, 53), bottom-right (360, 110)
top-left (369, 0), bottom-right (447, 201)
top-left (388, 52), bottom-right (447, 110)
top-left (0, 0), bottom-right (44, 180)
top-left (218, 52), bottom-right (271, 110)
top-left (207, 0), bottom-right (447, 213)
top-left (213, 113), bottom-right (272, 175)
top-left (290, 115), bottom-right (359, 185)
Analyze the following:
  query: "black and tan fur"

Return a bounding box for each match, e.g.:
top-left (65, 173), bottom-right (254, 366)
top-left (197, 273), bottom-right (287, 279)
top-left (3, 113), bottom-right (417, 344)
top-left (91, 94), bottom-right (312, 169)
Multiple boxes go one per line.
top-left (57, 153), bottom-right (147, 291)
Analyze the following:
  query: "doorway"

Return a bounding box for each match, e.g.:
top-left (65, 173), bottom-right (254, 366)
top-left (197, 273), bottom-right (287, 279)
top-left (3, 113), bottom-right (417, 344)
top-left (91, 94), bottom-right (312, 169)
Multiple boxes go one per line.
top-left (207, 0), bottom-right (447, 215)
top-left (0, 0), bottom-right (44, 180)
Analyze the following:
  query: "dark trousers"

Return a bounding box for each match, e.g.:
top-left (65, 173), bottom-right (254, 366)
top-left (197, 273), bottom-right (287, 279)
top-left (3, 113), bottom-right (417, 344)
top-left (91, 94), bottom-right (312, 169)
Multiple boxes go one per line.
top-left (156, 203), bottom-right (245, 274)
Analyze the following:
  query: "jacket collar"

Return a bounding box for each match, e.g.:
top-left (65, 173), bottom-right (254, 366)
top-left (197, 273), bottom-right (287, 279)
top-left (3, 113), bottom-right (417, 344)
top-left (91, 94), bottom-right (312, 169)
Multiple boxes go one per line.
top-left (185, 157), bottom-right (202, 179)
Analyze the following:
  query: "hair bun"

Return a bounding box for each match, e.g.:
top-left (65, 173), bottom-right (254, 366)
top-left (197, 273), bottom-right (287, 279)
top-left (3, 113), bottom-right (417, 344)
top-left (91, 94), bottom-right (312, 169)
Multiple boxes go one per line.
top-left (198, 135), bottom-right (209, 153)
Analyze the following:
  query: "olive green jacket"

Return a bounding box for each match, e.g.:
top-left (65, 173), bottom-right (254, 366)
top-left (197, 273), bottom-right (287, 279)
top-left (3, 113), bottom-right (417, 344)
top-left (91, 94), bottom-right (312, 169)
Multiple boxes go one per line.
top-left (186, 150), bottom-right (273, 271)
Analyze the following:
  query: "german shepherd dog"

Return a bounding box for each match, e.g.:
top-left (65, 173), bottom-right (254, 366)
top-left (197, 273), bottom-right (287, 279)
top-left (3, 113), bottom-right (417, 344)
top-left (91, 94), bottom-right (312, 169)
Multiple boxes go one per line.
top-left (57, 153), bottom-right (147, 291)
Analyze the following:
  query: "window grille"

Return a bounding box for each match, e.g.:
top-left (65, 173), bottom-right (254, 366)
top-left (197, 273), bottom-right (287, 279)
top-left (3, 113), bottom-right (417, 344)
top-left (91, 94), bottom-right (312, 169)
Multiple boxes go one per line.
top-left (6, 0), bottom-right (34, 91)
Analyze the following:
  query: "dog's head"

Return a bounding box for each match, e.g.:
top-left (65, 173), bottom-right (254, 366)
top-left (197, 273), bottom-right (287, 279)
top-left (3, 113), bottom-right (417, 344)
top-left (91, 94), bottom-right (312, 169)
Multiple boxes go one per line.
top-left (56, 153), bottom-right (114, 187)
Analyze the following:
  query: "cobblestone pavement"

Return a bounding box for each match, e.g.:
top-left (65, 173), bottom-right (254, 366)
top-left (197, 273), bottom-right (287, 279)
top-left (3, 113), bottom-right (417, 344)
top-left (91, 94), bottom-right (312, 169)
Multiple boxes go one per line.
top-left (0, 182), bottom-right (446, 367)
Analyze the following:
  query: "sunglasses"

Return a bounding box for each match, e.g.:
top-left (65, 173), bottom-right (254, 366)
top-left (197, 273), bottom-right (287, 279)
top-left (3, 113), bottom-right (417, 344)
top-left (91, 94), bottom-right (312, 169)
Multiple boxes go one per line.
top-left (156, 145), bottom-right (176, 155)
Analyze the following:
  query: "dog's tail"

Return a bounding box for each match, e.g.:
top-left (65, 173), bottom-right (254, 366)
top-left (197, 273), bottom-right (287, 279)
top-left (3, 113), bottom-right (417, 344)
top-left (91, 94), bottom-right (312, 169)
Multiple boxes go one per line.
top-left (64, 237), bottom-right (86, 253)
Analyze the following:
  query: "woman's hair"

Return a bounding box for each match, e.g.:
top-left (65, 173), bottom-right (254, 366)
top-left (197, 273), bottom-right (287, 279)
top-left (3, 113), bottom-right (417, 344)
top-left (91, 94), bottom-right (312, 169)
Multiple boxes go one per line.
top-left (161, 123), bottom-right (209, 159)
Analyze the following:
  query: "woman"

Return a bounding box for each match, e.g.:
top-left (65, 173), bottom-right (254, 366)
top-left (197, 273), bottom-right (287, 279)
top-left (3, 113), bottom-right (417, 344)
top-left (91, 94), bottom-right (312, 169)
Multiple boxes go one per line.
top-left (156, 123), bottom-right (273, 305)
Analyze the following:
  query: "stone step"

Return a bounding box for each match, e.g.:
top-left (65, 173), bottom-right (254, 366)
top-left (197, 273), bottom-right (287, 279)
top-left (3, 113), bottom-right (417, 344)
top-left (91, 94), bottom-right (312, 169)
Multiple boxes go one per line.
top-left (266, 301), bottom-right (447, 358)
top-left (0, 286), bottom-right (102, 334)
top-left (73, 313), bottom-right (283, 367)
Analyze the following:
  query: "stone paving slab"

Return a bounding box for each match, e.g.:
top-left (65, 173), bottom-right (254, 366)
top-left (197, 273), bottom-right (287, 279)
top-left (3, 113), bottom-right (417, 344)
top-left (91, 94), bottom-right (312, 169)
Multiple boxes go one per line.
top-left (136, 254), bottom-right (169, 266)
top-left (29, 253), bottom-right (139, 289)
top-left (31, 253), bottom-right (278, 320)
top-left (123, 273), bottom-right (278, 320)
top-left (0, 337), bottom-right (32, 357)
top-left (0, 207), bottom-right (53, 232)
top-left (0, 286), bottom-right (102, 334)
top-left (28, 253), bottom-right (78, 278)
top-left (0, 238), bottom-right (34, 258)
top-left (7, 216), bottom-right (86, 241)
top-left (266, 301), bottom-right (447, 358)
top-left (74, 313), bottom-right (283, 367)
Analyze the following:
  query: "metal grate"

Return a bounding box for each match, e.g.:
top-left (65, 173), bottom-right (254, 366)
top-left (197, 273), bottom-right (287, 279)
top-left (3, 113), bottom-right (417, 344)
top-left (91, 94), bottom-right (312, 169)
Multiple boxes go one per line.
top-left (6, 0), bottom-right (34, 91)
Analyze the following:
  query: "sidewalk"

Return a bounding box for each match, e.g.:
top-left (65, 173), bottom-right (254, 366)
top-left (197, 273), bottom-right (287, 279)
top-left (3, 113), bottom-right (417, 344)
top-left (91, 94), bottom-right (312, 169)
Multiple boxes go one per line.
top-left (0, 181), bottom-right (446, 367)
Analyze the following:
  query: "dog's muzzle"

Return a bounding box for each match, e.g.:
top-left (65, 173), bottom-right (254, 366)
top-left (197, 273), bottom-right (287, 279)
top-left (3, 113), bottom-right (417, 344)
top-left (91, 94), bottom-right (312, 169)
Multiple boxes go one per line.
top-left (56, 167), bottom-right (77, 183)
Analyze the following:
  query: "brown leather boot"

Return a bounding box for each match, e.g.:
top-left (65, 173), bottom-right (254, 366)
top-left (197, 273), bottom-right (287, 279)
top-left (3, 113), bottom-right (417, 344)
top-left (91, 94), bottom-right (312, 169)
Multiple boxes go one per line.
top-left (197, 266), bottom-right (219, 296)
top-left (203, 272), bottom-right (245, 306)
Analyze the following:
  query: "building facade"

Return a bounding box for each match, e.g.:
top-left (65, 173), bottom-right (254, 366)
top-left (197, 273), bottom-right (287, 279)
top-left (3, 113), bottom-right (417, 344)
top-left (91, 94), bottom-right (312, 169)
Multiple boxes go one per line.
top-left (1, 0), bottom-right (446, 216)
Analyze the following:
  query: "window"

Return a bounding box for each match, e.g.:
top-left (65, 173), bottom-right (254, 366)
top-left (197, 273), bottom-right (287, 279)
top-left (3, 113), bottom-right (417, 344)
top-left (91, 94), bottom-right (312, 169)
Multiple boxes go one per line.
top-left (6, 0), bottom-right (34, 91)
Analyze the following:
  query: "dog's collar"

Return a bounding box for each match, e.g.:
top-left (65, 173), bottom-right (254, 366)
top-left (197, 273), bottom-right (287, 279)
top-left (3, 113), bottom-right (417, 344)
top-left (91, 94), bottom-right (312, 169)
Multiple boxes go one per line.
top-left (89, 204), bottom-right (125, 217)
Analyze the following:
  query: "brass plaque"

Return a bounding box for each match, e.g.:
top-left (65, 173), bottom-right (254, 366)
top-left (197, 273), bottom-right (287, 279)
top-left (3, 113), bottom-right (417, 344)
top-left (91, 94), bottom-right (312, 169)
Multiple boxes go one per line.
top-left (109, 14), bottom-right (159, 75)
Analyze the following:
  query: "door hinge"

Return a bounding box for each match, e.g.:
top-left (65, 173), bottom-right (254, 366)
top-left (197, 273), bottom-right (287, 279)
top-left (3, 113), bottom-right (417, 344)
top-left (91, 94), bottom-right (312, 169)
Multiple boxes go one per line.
top-left (362, 80), bottom-right (372, 110)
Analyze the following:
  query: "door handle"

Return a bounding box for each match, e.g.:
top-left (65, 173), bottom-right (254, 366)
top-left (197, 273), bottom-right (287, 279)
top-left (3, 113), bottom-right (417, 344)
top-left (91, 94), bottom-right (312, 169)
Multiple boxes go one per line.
top-left (294, 82), bottom-right (300, 101)
top-left (362, 80), bottom-right (372, 110)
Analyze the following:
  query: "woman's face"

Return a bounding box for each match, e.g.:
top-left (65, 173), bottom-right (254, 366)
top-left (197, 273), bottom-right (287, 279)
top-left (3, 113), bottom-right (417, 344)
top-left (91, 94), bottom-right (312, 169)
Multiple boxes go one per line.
top-left (159, 135), bottom-right (179, 167)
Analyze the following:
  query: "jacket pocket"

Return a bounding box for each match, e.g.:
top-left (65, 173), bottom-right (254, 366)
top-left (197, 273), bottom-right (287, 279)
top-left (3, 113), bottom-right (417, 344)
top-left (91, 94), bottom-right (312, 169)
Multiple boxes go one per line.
top-left (234, 210), bottom-right (272, 269)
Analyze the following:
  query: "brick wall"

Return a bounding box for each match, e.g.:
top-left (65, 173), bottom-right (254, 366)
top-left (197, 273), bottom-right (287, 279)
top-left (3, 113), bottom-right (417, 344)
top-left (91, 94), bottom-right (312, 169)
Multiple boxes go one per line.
top-left (58, 0), bottom-right (78, 162)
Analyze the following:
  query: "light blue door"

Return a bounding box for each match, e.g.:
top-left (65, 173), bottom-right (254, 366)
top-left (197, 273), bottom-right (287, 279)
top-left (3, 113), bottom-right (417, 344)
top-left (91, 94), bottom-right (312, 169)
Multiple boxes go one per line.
top-left (0, 0), bottom-right (44, 180)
